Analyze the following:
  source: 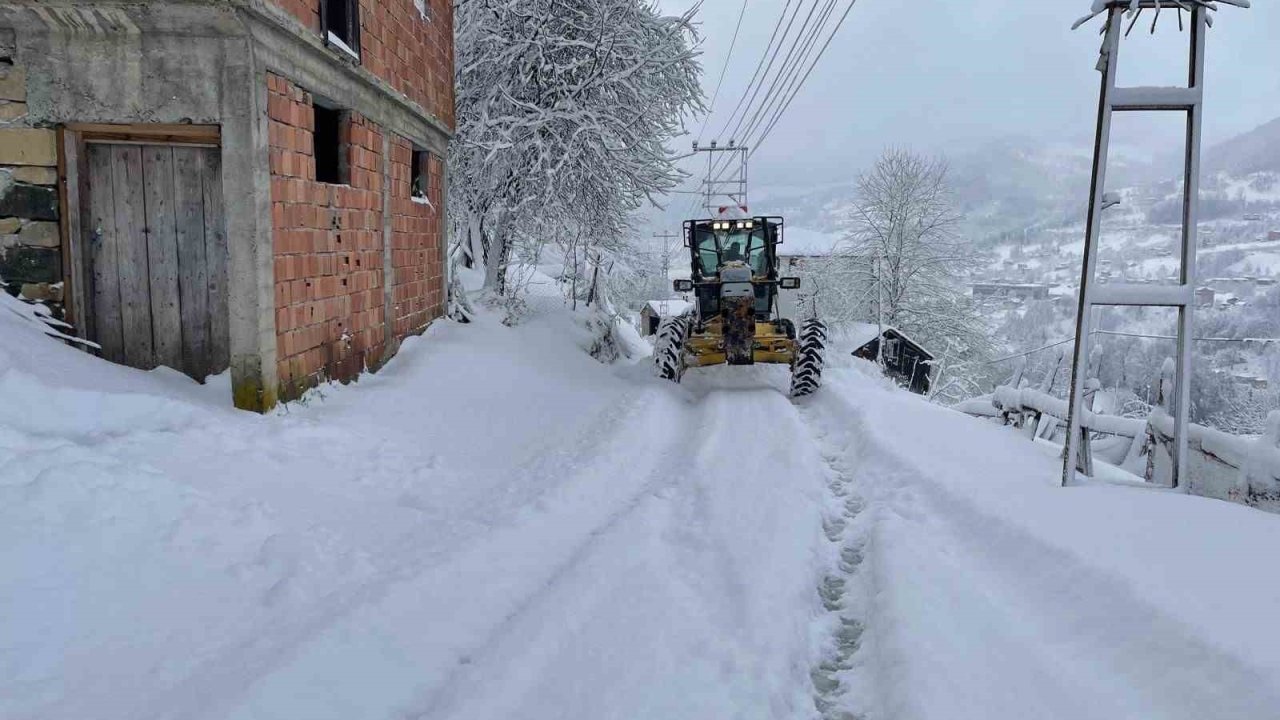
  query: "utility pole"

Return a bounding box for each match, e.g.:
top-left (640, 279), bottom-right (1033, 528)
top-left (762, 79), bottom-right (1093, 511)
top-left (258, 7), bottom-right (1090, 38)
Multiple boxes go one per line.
top-left (1063, 0), bottom-right (1244, 489)
top-left (691, 139), bottom-right (749, 216)
top-left (653, 231), bottom-right (679, 297)
top-left (875, 248), bottom-right (885, 366)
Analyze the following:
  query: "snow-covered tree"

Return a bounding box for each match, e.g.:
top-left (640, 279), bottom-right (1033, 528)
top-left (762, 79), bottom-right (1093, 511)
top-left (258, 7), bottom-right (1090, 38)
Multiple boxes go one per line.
top-left (841, 149), bottom-right (977, 333)
top-left (449, 0), bottom-right (703, 297)
top-left (816, 149), bottom-right (993, 397)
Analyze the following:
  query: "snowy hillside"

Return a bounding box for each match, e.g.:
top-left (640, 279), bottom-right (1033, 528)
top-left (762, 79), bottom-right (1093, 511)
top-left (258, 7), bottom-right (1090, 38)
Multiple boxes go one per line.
top-left (4, 289), bottom-right (1280, 719)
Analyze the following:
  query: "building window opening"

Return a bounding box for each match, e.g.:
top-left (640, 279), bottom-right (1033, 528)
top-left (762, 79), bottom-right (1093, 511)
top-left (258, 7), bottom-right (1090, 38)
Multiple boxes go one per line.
top-left (314, 104), bottom-right (349, 185)
top-left (323, 0), bottom-right (360, 59)
top-left (411, 149), bottom-right (430, 203)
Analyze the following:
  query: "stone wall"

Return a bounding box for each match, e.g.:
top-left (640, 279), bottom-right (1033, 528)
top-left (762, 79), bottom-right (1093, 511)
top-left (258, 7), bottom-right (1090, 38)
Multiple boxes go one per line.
top-left (0, 35), bottom-right (62, 316)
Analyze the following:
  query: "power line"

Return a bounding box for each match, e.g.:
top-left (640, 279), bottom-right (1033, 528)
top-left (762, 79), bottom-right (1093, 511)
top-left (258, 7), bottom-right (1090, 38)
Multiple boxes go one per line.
top-left (723, 0), bottom-right (825, 146)
top-left (1096, 330), bottom-right (1280, 344)
top-left (983, 331), bottom-right (1280, 366)
top-left (748, 0), bottom-right (861, 161)
top-left (708, 0), bottom-right (808, 178)
top-left (711, 0), bottom-right (860, 183)
top-left (685, 1), bottom-right (798, 213)
top-left (732, 0), bottom-right (836, 150)
top-left (746, 0), bottom-right (851, 156)
top-left (707, 0), bottom-right (812, 185)
top-left (694, 0), bottom-right (750, 145)
top-left (683, 0), bottom-right (856, 216)
top-left (711, 0), bottom-right (798, 145)
top-left (981, 338), bottom-right (1076, 366)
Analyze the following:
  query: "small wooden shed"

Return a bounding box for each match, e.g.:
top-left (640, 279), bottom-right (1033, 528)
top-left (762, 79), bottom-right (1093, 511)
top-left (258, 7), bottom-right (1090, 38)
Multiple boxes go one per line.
top-left (639, 299), bottom-right (692, 336)
top-left (849, 323), bottom-right (935, 395)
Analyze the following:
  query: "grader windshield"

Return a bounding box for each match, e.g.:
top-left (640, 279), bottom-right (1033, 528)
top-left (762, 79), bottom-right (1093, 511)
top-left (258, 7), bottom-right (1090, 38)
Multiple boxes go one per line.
top-left (689, 219), bottom-right (780, 280)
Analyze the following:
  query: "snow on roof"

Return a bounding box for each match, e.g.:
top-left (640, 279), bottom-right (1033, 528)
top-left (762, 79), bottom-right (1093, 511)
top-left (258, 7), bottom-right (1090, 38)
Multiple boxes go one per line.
top-left (779, 227), bottom-right (841, 257)
top-left (845, 322), bottom-right (932, 357)
top-left (846, 322), bottom-right (883, 351)
top-left (643, 299), bottom-right (692, 316)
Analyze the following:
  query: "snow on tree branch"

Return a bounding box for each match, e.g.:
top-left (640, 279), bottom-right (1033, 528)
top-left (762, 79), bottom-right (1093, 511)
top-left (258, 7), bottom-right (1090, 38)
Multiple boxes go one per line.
top-left (449, 0), bottom-right (704, 298)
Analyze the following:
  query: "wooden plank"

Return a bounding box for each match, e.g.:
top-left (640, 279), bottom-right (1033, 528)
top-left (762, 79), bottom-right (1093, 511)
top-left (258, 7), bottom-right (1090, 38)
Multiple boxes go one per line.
top-left (173, 146), bottom-right (210, 380)
top-left (142, 145), bottom-right (183, 371)
top-left (55, 128), bottom-right (70, 321)
top-left (58, 128), bottom-right (87, 337)
top-left (110, 144), bottom-right (155, 369)
top-left (65, 131), bottom-right (93, 341)
top-left (71, 123), bottom-right (221, 145)
top-left (202, 148), bottom-right (231, 374)
top-left (86, 144), bottom-right (123, 362)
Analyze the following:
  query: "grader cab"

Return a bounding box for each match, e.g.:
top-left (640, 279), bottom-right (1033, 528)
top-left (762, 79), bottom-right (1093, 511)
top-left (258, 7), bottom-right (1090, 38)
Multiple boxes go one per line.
top-left (653, 215), bottom-right (827, 397)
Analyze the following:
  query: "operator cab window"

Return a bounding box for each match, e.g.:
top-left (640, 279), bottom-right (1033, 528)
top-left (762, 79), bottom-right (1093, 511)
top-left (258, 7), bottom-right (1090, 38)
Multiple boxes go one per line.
top-left (696, 231), bottom-right (720, 276)
top-left (698, 228), bottom-right (769, 277)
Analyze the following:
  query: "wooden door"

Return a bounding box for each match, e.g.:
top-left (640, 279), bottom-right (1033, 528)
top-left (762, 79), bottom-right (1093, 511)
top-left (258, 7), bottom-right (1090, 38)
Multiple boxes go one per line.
top-left (84, 143), bottom-right (229, 380)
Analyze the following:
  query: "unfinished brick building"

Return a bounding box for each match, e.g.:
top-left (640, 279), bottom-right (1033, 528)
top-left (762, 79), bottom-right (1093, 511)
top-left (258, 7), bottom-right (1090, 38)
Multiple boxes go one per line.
top-left (0, 0), bottom-right (453, 410)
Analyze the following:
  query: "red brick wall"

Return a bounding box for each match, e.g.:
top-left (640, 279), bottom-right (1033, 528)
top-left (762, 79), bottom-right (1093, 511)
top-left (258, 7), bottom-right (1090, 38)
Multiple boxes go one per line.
top-left (387, 138), bottom-right (445, 336)
top-left (267, 72), bottom-right (446, 399)
top-left (269, 0), bottom-right (454, 129)
top-left (269, 73), bottom-right (387, 397)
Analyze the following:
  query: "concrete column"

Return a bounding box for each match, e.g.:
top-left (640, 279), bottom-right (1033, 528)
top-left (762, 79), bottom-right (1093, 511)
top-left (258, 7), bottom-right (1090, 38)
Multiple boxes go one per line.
top-left (222, 35), bottom-right (279, 411)
top-left (379, 130), bottom-right (397, 367)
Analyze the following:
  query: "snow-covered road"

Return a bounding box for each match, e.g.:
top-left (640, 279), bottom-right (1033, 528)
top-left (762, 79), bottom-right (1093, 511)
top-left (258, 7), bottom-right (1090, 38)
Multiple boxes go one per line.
top-left (3, 302), bottom-right (1280, 719)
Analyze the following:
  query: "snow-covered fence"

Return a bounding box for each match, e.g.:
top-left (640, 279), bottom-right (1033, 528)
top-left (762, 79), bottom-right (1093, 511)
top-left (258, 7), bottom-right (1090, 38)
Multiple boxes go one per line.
top-left (1147, 411), bottom-right (1280, 511)
top-left (989, 385), bottom-right (1149, 472)
top-left (964, 386), bottom-right (1280, 512)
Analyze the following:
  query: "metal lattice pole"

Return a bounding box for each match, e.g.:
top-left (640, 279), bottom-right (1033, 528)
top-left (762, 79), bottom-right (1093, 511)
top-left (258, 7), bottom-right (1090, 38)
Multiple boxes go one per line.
top-left (1064, 2), bottom-right (1213, 489)
top-left (692, 142), bottom-right (750, 216)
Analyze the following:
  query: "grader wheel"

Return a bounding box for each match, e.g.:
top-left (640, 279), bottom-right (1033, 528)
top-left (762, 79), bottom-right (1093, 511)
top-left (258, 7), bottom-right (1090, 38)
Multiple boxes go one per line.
top-left (653, 314), bottom-right (691, 382)
top-left (790, 318), bottom-right (828, 397)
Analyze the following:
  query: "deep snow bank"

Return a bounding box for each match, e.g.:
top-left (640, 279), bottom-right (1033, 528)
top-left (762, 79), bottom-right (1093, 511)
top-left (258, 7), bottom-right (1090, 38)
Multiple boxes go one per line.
top-left (807, 366), bottom-right (1280, 720)
top-left (1, 294), bottom-right (834, 720)
top-left (0, 298), bottom-right (664, 720)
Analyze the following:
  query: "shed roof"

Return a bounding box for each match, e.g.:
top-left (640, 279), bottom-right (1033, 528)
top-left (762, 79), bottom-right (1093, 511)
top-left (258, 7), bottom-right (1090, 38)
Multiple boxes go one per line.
top-left (643, 299), bottom-right (693, 317)
top-left (847, 322), bottom-right (934, 359)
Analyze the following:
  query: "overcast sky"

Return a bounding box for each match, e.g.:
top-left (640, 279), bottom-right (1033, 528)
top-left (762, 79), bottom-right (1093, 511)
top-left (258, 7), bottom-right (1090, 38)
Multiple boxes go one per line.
top-left (655, 0), bottom-right (1280, 192)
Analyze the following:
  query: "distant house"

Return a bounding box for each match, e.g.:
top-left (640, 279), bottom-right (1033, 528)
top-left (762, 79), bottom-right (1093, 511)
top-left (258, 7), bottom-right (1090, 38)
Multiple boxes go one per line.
top-left (1269, 231), bottom-right (1280, 242)
top-left (639, 299), bottom-right (693, 336)
top-left (1195, 287), bottom-right (1216, 307)
top-left (971, 283), bottom-right (1051, 302)
top-left (848, 323), bottom-right (934, 395)
top-left (775, 227), bottom-right (845, 322)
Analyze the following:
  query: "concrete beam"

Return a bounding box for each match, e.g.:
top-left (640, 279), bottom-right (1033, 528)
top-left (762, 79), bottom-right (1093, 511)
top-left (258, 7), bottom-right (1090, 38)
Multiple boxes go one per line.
top-left (238, 1), bottom-right (452, 156)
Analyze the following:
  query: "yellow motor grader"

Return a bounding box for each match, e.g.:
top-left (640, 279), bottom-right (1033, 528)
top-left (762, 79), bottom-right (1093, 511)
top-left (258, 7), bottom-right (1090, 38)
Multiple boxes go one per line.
top-left (653, 216), bottom-right (826, 397)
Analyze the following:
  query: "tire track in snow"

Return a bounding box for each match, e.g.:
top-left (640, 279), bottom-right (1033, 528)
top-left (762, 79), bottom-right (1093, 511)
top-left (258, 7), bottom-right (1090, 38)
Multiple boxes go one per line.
top-left (402, 391), bottom-right (714, 719)
top-left (413, 376), bottom-right (829, 720)
top-left (145, 387), bottom-right (671, 720)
